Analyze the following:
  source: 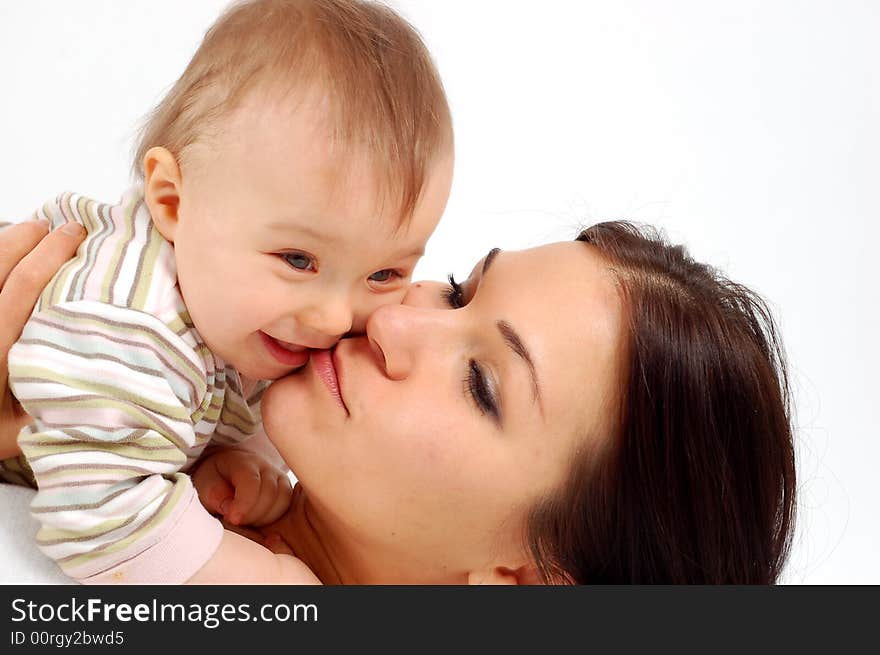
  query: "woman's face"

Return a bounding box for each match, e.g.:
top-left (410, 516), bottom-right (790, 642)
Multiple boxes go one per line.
top-left (261, 240), bottom-right (625, 575)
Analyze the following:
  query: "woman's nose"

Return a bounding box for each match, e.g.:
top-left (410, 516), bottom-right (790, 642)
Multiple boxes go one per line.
top-left (365, 302), bottom-right (445, 380)
top-left (401, 281), bottom-right (451, 309)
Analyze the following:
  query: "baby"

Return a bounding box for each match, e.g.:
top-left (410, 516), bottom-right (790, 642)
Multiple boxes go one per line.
top-left (2, 0), bottom-right (453, 583)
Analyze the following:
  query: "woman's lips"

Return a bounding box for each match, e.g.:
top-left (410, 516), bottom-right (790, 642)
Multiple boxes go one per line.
top-left (260, 332), bottom-right (310, 368)
top-left (311, 348), bottom-right (348, 414)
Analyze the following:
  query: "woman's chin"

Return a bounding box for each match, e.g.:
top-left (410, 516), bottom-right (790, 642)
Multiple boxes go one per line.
top-left (261, 376), bottom-right (307, 443)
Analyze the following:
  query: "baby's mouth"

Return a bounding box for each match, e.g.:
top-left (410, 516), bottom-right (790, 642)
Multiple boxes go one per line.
top-left (274, 338), bottom-right (307, 352)
top-left (260, 332), bottom-right (311, 368)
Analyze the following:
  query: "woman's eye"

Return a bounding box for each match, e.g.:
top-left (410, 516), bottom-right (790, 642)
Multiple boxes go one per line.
top-left (443, 274), bottom-right (465, 308)
top-left (369, 269), bottom-right (399, 283)
top-left (280, 252), bottom-right (316, 271)
top-left (465, 359), bottom-right (501, 424)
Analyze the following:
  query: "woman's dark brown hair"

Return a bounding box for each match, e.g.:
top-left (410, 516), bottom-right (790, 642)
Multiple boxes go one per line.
top-left (527, 221), bottom-right (796, 584)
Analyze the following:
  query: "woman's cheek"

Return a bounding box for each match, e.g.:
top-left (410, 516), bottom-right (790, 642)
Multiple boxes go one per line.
top-left (413, 421), bottom-right (464, 473)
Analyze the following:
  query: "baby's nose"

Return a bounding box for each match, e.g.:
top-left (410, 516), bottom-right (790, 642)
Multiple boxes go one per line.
top-left (300, 302), bottom-right (353, 344)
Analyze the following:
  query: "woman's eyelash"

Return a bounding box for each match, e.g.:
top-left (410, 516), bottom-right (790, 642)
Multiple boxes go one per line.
top-left (444, 275), bottom-right (499, 424)
top-left (463, 359), bottom-right (500, 423)
top-left (443, 274), bottom-right (465, 308)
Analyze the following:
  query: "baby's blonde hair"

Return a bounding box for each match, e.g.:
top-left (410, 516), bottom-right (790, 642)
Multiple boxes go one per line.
top-left (134, 0), bottom-right (452, 222)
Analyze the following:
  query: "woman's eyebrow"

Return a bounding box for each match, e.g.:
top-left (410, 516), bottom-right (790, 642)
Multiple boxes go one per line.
top-left (479, 247), bottom-right (544, 418)
top-left (482, 247), bottom-right (501, 276)
top-left (496, 319), bottom-right (544, 417)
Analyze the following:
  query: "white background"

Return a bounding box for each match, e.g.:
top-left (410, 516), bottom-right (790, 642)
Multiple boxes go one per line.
top-left (1, 1), bottom-right (877, 583)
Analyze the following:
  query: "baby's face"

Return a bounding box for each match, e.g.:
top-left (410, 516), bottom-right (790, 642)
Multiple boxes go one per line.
top-left (167, 97), bottom-right (452, 381)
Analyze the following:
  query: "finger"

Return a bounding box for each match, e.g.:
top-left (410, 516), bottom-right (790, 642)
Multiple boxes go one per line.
top-left (236, 468), bottom-right (279, 525)
top-left (251, 470), bottom-right (292, 526)
top-left (264, 532), bottom-right (295, 556)
top-left (253, 473), bottom-right (293, 527)
top-left (0, 222), bottom-right (85, 350)
top-left (225, 462), bottom-right (263, 524)
top-left (192, 458), bottom-right (234, 515)
top-left (0, 399), bottom-right (30, 458)
top-left (0, 437), bottom-right (22, 460)
top-left (206, 450), bottom-right (259, 521)
top-left (196, 477), bottom-right (235, 517)
top-left (0, 220), bottom-right (49, 284)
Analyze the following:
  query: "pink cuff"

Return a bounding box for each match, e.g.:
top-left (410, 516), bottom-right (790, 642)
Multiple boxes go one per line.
top-left (79, 490), bottom-right (224, 585)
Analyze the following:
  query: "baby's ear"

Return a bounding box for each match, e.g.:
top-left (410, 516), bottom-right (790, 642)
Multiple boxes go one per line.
top-left (143, 146), bottom-right (182, 243)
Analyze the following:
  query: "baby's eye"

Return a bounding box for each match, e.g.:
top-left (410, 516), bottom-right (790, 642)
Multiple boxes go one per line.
top-left (368, 269), bottom-right (399, 283)
top-left (280, 252), bottom-right (317, 271)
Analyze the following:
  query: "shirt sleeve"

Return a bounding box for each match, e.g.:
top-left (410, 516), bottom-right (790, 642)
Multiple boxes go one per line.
top-left (9, 299), bottom-right (224, 583)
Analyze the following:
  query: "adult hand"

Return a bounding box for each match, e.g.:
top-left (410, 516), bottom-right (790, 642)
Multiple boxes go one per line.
top-left (0, 220), bottom-right (85, 459)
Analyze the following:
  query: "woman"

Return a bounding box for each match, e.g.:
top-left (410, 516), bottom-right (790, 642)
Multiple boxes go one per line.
top-left (0, 221), bottom-right (86, 459)
top-left (0, 220), bottom-right (796, 584)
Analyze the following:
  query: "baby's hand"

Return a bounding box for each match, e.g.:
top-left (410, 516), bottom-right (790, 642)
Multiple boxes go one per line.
top-left (192, 448), bottom-right (293, 526)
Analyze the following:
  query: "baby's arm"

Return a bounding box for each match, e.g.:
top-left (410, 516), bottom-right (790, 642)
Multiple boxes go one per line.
top-left (188, 448), bottom-right (315, 583)
top-left (9, 299), bottom-right (224, 583)
top-left (186, 529), bottom-right (320, 584)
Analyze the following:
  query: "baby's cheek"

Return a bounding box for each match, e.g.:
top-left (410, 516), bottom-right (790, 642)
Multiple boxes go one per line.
top-left (376, 286), bottom-right (409, 309)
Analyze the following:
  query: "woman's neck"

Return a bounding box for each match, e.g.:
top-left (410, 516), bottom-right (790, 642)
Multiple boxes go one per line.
top-left (270, 484), bottom-right (347, 584)
top-left (261, 484), bottom-right (463, 585)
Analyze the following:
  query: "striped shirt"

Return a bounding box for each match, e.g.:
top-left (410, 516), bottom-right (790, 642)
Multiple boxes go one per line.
top-left (4, 188), bottom-right (268, 584)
